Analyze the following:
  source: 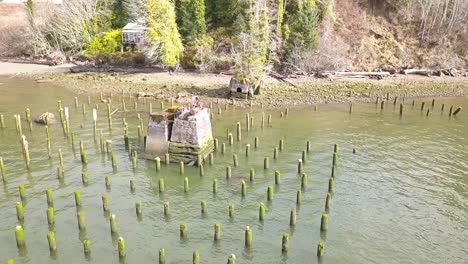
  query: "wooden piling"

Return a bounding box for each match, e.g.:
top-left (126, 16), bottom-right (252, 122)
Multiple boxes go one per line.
top-left (82, 172), bottom-right (88, 185)
top-left (130, 179), bottom-right (136, 193)
top-left (136, 202), bottom-right (142, 217)
top-left (332, 152), bottom-right (338, 167)
top-left (193, 250), bottom-right (200, 264)
top-left (209, 153), bottom-right (214, 165)
top-left (226, 166), bottom-right (231, 179)
top-left (290, 208), bottom-right (296, 226)
top-left (16, 202), bottom-right (24, 221)
top-left (320, 213), bottom-right (328, 231)
top-left (275, 170), bottom-right (281, 185)
top-left (228, 133), bottom-right (233, 145)
top-left (245, 144), bottom-right (250, 157)
top-left (246, 113), bottom-right (250, 131)
top-left (249, 168), bottom-right (255, 181)
top-left (57, 166), bottom-right (64, 179)
top-left (155, 157), bottom-right (161, 172)
top-left (74, 191), bottom-right (82, 207)
top-left (0, 158), bottom-right (5, 182)
top-left (156, 248), bottom-right (166, 264)
top-left (0, 114), bottom-right (5, 129)
top-left (110, 214), bottom-right (118, 234)
top-left (213, 179), bottom-right (218, 193)
top-left (349, 103), bottom-right (353, 113)
top-left (47, 231), bottom-right (57, 253)
top-left (164, 202), bottom-right (170, 216)
top-left (328, 177), bottom-right (335, 192)
top-left (201, 200), bottom-right (207, 214)
top-left (317, 242), bottom-right (325, 257)
top-left (79, 141), bottom-right (87, 164)
top-left (302, 150), bottom-right (307, 163)
top-left (19, 184), bottom-right (25, 201)
top-left (297, 159), bottom-right (303, 174)
top-left (233, 154), bottom-right (238, 167)
top-left (400, 103), bottom-right (403, 116)
top-left (180, 224), bottom-right (188, 238)
top-left (105, 176), bottom-right (111, 190)
top-left (259, 203), bottom-right (266, 221)
top-left (296, 190), bottom-right (302, 205)
top-left (165, 153), bottom-right (170, 165)
top-left (184, 177), bottom-right (189, 192)
top-left (15, 225), bottom-right (25, 248)
top-left (118, 237), bottom-right (126, 258)
top-left (282, 233), bottom-right (289, 253)
top-left (214, 138), bottom-right (219, 151)
top-left (241, 180), bottom-right (246, 197)
top-left (159, 178), bottom-right (165, 192)
top-left (46, 189), bottom-right (53, 207)
top-left (301, 173), bottom-right (307, 188)
top-left (47, 207), bottom-right (54, 226)
top-left (229, 204), bottom-right (234, 218)
top-left (264, 157), bottom-right (269, 169)
top-left (83, 239), bottom-right (91, 256)
top-left (77, 211), bottom-right (86, 230)
top-left (453, 106), bottom-right (462, 116)
top-left (214, 224), bottom-right (221, 241)
top-left (102, 195), bottom-right (109, 212)
top-left (421, 102), bottom-right (425, 111)
top-left (268, 114), bottom-right (272, 126)
top-left (254, 136), bottom-right (259, 148)
top-left (221, 143), bottom-right (226, 154)
top-left (227, 254), bottom-right (236, 264)
top-left (199, 163), bottom-right (205, 176)
top-left (325, 192), bottom-right (332, 211)
top-left (236, 122), bottom-right (241, 141)
top-left (267, 186), bottom-right (273, 201)
top-left (244, 226), bottom-right (252, 248)
top-left (273, 147), bottom-right (278, 160)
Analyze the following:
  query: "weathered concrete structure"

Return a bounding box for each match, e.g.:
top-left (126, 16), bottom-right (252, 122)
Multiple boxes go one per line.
top-left (145, 98), bottom-right (214, 164)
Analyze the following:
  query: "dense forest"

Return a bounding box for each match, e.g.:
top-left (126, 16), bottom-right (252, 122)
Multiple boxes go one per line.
top-left (1, 0), bottom-right (467, 84)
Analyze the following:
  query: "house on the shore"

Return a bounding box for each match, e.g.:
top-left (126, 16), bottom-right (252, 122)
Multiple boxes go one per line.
top-left (122, 20), bottom-right (147, 52)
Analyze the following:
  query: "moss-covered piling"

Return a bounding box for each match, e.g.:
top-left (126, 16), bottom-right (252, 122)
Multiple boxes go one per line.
top-left (259, 203), bottom-right (266, 221)
top-left (244, 226), bottom-right (252, 248)
top-left (282, 233), bottom-right (289, 253)
top-left (214, 224), bottom-right (221, 241)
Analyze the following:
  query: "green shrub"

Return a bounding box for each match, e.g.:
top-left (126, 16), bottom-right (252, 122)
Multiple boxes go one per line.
top-left (84, 29), bottom-right (122, 62)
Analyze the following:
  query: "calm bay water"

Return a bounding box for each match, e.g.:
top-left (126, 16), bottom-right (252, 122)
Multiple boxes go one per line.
top-left (0, 76), bottom-right (467, 263)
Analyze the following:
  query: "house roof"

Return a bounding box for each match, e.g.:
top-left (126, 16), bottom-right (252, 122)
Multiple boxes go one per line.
top-left (123, 22), bottom-right (147, 32)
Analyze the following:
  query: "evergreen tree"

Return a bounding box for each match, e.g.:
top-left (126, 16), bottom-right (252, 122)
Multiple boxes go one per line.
top-left (214, 0), bottom-right (237, 26)
top-left (286, 0), bottom-right (319, 51)
top-left (176, 0), bottom-right (207, 43)
top-left (145, 0), bottom-right (184, 67)
top-left (111, 0), bottom-right (129, 29)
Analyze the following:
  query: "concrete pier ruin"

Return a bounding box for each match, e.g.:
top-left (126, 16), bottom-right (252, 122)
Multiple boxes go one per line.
top-left (144, 97), bottom-right (214, 164)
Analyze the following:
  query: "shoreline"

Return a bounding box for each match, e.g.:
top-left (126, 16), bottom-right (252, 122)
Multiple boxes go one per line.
top-left (1, 62), bottom-right (467, 108)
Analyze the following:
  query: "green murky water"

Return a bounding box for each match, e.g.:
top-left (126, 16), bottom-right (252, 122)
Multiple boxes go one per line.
top-left (0, 76), bottom-right (467, 263)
